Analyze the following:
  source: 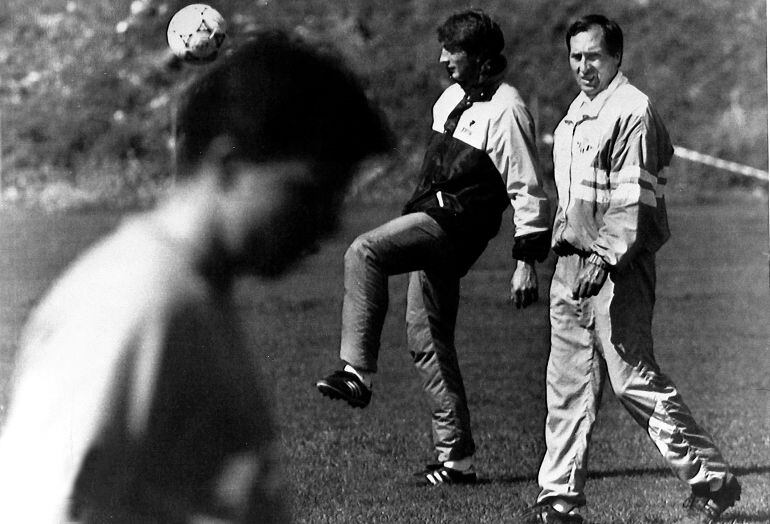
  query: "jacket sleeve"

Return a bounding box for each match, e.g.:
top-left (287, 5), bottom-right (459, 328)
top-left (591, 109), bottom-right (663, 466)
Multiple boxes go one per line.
top-left (488, 103), bottom-right (551, 261)
top-left (590, 105), bottom-right (673, 267)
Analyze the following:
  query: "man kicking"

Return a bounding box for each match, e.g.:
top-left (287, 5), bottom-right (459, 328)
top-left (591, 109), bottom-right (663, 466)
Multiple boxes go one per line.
top-left (316, 9), bottom-right (551, 485)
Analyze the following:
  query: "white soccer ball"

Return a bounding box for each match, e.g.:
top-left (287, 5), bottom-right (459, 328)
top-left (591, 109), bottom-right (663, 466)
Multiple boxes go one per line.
top-left (167, 4), bottom-right (227, 64)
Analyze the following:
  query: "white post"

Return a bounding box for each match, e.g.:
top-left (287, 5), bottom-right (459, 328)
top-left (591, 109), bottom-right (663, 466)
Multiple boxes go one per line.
top-left (0, 108), bottom-right (3, 197)
top-left (766, 0), bottom-right (769, 286)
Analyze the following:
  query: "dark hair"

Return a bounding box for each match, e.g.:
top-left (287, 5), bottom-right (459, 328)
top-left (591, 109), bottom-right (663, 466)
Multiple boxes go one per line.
top-left (565, 14), bottom-right (623, 66)
top-left (176, 30), bottom-right (392, 184)
top-left (437, 9), bottom-right (505, 60)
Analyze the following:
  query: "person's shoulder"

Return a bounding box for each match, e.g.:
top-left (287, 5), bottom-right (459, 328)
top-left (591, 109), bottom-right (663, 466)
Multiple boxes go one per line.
top-left (611, 81), bottom-right (655, 118)
top-left (493, 82), bottom-right (525, 103)
top-left (38, 216), bottom-right (209, 326)
top-left (434, 82), bottom-right (464, 108)
top-left (117, 218), bottom-right (214, 309)
top-left (490, 82), bottom-right (532, 121)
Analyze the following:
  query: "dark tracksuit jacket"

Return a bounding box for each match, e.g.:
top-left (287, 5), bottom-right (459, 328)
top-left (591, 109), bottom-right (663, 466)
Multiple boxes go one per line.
top-left (403, 79), bottom-right (551, 275)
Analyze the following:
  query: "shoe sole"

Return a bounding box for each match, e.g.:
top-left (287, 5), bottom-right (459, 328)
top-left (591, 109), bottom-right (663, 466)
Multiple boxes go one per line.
top-left (316, 381), bottom-right (369, 408)
top-left (422, 474), bottom-right (477, 486)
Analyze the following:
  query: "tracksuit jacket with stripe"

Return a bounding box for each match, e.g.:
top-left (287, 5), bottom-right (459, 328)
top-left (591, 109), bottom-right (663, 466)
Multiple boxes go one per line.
top-left (403, 79), bottom-right (551, 274)
top-left (551, 71), bottom-right (672, 266)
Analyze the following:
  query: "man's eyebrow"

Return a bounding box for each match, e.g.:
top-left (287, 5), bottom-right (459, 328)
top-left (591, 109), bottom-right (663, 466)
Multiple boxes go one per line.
top-left (571, 50), bottom-right (601, 57)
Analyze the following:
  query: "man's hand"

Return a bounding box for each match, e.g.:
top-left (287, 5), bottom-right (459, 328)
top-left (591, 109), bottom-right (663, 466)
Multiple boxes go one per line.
top-left (510, 260), bottom-right (538, 309)
top-left (571, 253), bottom-right (609, 299)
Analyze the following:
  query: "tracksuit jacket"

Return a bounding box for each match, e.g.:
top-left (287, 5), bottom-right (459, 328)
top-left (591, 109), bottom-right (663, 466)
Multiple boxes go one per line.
top-left (551, 71), bottom-right (673, 267)
top-left (403, 77), bottom-right (551, 275)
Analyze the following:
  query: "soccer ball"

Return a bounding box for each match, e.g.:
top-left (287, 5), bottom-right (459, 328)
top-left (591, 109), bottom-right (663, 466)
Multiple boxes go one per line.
top-left (167, 4), bottom-right (227, 64)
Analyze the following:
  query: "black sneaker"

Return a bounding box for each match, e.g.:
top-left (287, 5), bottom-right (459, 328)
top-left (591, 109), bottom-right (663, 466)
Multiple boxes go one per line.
top-left (517, 503), bottom-right (584, 523)
top-left (415, 463), bottom-right (477, 486)
top-left (316, 370), bottom-right (371, 408)
top-left (682, 474), bottom-right (741, 523)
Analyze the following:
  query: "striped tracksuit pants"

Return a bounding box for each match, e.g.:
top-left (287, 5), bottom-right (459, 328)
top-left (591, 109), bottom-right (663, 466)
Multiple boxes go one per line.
top-left (538, 252), bottom-right (732, 506)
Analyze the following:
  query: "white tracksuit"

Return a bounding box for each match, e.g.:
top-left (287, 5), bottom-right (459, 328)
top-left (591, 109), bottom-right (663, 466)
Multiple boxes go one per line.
top-left (539, 72), bottom-right (732, 507)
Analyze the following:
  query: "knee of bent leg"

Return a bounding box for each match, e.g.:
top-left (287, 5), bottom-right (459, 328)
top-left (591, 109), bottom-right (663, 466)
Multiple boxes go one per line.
top-left (345, 235), bottom-right (373, 267)
top-left (611, 360), bottom-right (672, 404)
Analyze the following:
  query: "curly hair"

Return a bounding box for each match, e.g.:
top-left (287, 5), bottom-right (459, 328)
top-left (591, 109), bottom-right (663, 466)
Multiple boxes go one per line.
top-left (436, 9), bottom-right (505, 60)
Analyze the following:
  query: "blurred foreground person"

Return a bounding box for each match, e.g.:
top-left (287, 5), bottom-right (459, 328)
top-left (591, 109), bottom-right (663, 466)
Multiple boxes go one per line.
top-left (316, 9), bottom-right (551, 485)
top-left (0, 31), bottom-right (390, 523)
top-left (519, 14), bottom-right (740, 524)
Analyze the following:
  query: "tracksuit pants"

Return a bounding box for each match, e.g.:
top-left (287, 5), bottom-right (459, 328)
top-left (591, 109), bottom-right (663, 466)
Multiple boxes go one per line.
top-left (339, 212), bottom-right (475, 462)
top-left (538, 252), bottom-right (731, 506)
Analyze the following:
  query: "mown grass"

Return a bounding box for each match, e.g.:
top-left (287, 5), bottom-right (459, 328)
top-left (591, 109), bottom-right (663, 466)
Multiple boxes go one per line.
top-left (2, 199), bottom-right (766, 522)
top-left (253, 199), bottom-right (770, 523)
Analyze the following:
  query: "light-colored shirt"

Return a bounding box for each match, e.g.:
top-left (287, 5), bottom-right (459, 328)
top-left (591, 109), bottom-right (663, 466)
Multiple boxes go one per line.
top-left (0, 215), bottom-right (286, 522)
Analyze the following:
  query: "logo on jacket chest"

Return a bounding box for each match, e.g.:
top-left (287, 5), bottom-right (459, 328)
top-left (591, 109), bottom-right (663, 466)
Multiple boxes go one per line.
top-left (574, 136), bottom-right (594, 155)
top-left (458, 119), bottom-right (476, 137)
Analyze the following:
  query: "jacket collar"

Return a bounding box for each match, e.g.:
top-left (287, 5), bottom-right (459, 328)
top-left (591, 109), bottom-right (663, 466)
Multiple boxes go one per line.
top-left (461, 61), bottom-right (507, 103)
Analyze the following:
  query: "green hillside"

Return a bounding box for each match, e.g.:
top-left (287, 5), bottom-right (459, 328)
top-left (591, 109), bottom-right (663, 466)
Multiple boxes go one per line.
top-left (0, 0), bottom-right (766, 208)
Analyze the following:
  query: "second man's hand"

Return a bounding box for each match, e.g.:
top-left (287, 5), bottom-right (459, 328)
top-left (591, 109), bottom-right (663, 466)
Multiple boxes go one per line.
top-left (571, 253), bottom-right (609, 299)
top-left (510, 260), bottom-right (538, 309)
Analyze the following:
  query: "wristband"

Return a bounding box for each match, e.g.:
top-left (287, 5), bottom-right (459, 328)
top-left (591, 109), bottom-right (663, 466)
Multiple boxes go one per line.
top-left (587, 253), bottom-right (609, 270)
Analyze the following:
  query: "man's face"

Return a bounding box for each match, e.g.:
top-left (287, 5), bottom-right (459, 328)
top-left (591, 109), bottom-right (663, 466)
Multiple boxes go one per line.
top-left (568, 25), bottom-right (620, 99)
top-left (218, 159), bottom-right (345, 277)
top-left (439, 46), bottom-right (482, 87)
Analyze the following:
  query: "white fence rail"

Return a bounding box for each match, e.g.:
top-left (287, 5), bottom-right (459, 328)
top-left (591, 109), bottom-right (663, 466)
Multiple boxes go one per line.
top-left (673, 146), bottom-right (768, 181)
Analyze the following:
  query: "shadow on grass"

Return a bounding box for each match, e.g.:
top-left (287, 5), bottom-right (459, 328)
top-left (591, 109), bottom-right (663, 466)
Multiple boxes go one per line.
top-left (484, 464), bottom-right (770, 485)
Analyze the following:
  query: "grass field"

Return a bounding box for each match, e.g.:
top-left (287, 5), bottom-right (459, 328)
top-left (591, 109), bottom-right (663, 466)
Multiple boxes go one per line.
top-left (0, 197), bottom-right (768, 522)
